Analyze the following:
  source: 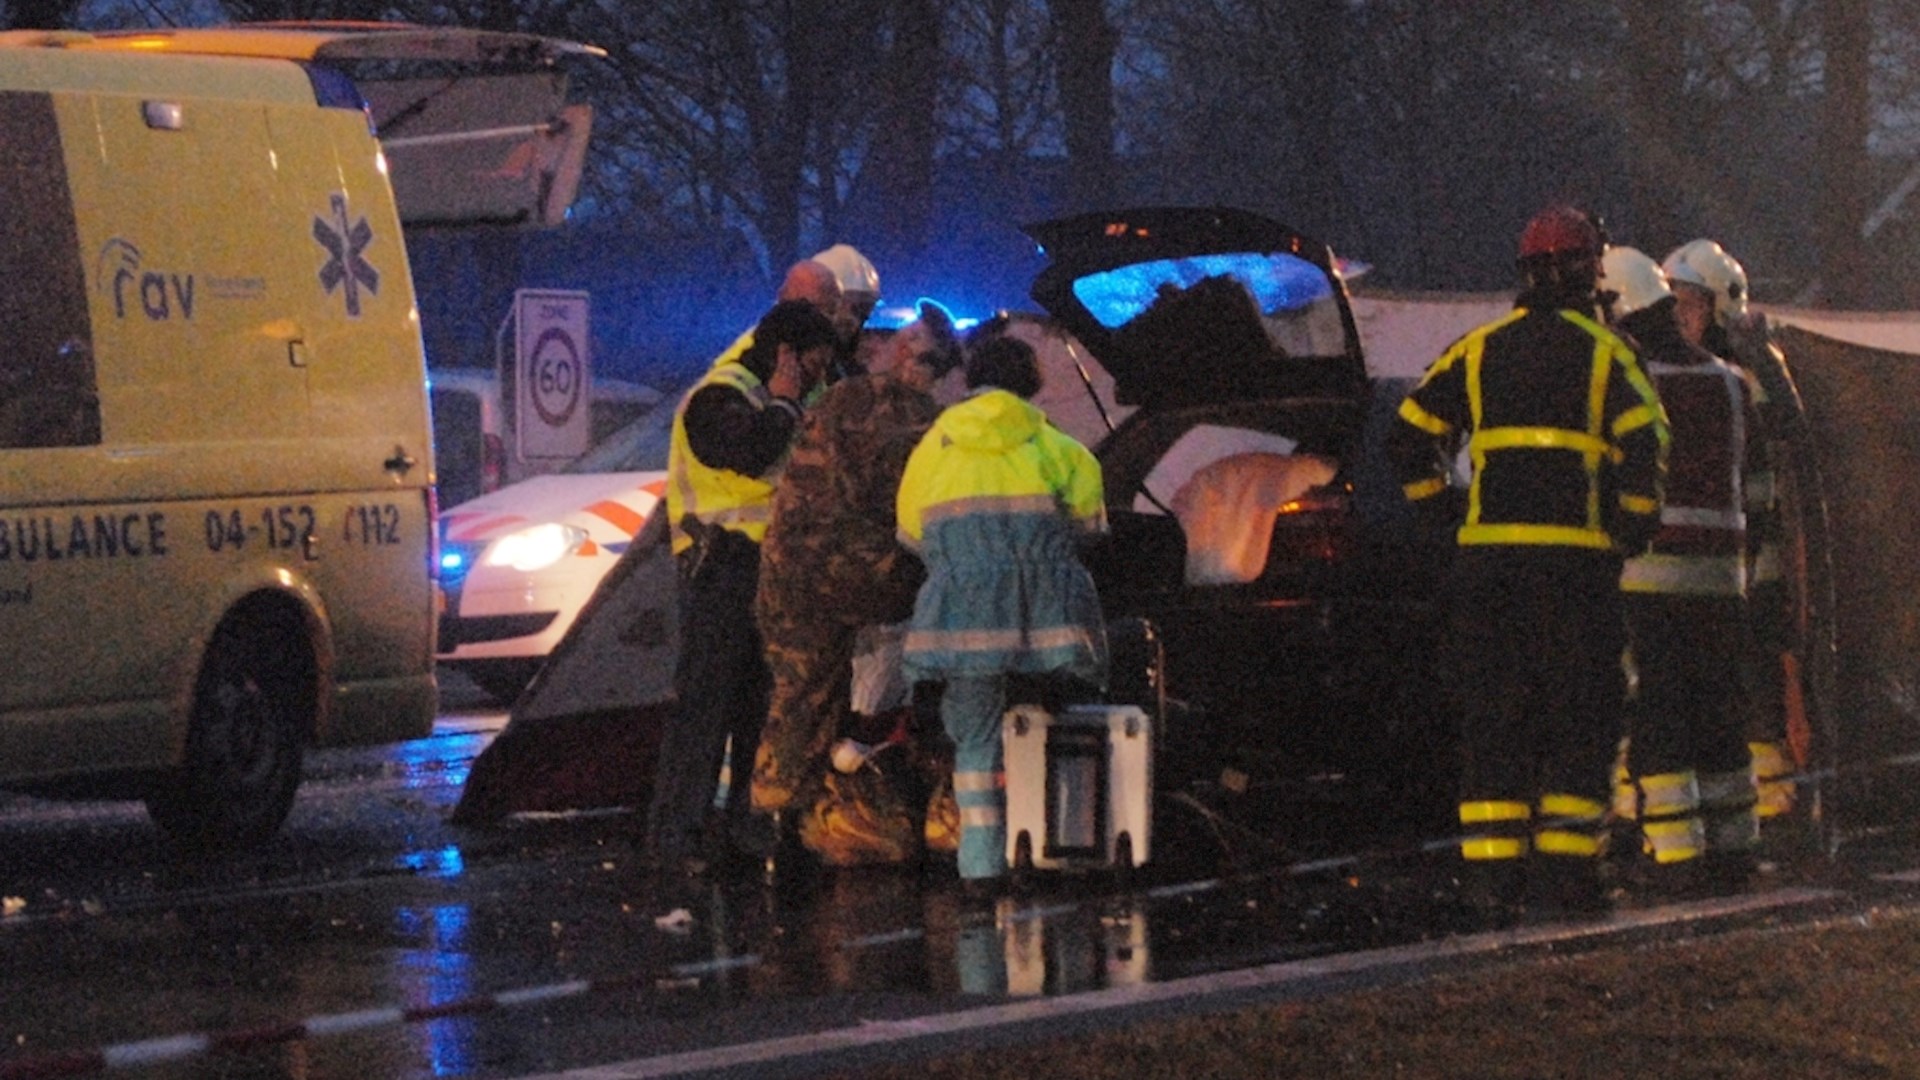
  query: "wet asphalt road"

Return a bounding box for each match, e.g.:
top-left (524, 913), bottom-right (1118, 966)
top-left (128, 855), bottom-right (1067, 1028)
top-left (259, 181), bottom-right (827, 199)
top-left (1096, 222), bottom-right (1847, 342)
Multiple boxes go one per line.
top-left (0, 674), bottom-right (1909, 1080)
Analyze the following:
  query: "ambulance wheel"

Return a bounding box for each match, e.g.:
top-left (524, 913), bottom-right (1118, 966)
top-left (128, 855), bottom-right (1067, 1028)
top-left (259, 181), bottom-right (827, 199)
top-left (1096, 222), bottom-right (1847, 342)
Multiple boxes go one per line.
top-left (147, 607), bottom-right (312, 851)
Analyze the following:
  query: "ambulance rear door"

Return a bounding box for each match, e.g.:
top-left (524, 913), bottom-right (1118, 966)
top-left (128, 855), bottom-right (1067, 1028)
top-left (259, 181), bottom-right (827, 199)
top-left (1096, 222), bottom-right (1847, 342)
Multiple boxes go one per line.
top-left (264, 94), bottom-right (440, 704)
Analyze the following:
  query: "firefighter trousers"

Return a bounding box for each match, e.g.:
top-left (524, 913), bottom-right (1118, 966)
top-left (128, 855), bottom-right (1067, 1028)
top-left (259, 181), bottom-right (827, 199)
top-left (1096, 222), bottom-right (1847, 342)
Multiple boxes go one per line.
top-left (1625, 594), bottom-right (1759, 860)
top-left (1446, 551), bottom-right (1625, 891)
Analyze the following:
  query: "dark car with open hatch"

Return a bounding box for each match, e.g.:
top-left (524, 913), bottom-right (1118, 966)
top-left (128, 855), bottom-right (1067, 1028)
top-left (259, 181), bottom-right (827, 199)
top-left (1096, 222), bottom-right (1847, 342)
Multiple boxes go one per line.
top-left (1020, 206), bottom-right (1451, 796)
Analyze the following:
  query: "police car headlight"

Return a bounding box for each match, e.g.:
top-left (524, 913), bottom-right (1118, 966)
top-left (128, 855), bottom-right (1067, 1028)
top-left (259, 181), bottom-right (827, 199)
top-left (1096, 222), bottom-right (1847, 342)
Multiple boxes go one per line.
top-left (481, 523), bottom-right (588, 572)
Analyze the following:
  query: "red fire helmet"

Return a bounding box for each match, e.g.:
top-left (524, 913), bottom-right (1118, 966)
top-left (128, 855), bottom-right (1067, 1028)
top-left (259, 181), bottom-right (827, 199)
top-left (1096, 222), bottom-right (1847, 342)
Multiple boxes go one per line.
top-left (1518, 205), bottom-right (1604, 262)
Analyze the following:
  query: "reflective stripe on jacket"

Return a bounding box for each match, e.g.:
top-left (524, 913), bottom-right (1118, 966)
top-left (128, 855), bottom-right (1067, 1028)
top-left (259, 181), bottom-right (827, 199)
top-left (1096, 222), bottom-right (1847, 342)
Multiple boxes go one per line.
top-left (896, 389), bottom-right (1108, 680)
top-left (667, 361), bottom-right (780, 553)
top-left (1621, 355), bottom-right (1765, 596)
top-left (1390, 305), bottom-right (1668, 551)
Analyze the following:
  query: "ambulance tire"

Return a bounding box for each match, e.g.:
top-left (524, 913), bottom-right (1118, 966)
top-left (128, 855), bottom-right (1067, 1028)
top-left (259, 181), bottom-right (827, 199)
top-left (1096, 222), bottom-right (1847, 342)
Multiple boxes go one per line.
top-left (147, 607), bottom-right (312, 851)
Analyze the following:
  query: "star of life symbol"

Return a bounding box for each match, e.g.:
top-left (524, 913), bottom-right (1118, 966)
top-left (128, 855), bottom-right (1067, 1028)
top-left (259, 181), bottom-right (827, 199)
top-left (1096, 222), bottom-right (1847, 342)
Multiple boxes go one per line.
top-left (313, 192), bottom-right (380, 317)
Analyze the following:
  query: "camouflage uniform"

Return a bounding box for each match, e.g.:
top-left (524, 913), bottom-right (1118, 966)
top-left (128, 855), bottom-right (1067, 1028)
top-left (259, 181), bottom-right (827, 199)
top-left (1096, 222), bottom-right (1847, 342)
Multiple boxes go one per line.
top-left (753, 374), bottom-right (940, 819)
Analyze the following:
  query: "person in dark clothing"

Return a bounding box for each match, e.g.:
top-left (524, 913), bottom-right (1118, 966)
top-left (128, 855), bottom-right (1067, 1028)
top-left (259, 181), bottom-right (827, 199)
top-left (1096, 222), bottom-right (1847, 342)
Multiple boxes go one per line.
top-left (1386, 205), bottom-right (1669, 924)
top-left (1601, 244), bottom-right (1773, 894)
top-left (1663, 239), bottom-right (1800, 834)
top-left (644, 300), bottom-right (840, 884)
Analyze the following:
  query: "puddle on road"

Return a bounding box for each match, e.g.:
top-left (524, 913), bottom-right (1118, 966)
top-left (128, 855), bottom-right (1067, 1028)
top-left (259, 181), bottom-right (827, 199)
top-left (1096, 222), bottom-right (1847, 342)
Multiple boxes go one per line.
top-left (616, 852), bottom-right (1437, 1011)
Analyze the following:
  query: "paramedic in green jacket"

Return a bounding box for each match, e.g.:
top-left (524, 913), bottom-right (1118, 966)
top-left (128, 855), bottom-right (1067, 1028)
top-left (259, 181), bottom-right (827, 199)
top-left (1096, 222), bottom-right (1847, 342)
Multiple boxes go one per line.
top-left (895, 334), bottom-right (1109, 890)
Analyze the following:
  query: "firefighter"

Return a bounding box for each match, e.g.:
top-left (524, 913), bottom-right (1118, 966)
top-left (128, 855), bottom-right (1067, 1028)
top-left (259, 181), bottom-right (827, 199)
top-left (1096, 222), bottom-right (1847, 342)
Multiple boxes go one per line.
top-left (1603, 245), bottom-right (1771, 891)
top-left (643, 300), bottom-right (840, 884)
top-left (752, 300), bottom-right (964, 867)
top-left (811, 244), bottom-right (883, 378)
top-left (1661, 240), bottom-right (1799, 834)
top-left (895, 334), bottom-right (1108, 896)
top-left (1386, 205), bottom-right (1669, 923)
top-left (813, 244), bottom-right (881, 335)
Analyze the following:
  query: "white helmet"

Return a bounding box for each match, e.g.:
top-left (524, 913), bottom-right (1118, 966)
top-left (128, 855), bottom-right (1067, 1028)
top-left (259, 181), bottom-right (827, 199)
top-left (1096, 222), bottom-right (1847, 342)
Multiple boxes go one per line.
top-left (811, 244), bottom-right (880, 304)
top-left (1599, 245), bottom-right (1673, 320)
top-left (1661, 239), bottom-right (1748, 326)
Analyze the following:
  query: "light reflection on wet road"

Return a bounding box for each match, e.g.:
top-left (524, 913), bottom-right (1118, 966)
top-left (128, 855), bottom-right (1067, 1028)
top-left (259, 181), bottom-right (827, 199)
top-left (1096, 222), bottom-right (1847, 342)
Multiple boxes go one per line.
top-left (0, 679), bottom-right (1879, 1080)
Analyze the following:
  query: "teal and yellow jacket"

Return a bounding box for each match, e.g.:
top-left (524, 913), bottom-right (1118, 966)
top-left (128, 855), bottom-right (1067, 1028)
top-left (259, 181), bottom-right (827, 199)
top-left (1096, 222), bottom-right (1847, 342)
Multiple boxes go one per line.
top-left (896, 388), bottom-right (1107, 680)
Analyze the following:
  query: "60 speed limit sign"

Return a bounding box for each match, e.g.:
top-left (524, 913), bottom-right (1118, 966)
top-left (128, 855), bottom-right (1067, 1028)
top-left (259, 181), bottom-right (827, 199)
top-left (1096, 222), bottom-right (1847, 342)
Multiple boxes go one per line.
top-left (512, 289), bottom-right (591, 461)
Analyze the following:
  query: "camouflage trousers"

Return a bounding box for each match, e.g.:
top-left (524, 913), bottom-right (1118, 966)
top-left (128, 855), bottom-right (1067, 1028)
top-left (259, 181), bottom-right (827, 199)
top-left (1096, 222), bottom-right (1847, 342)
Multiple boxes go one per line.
top-left (752, 544), bottom-right (922, 816)
top-left (751, 612), bottom-right (858, 814)
top-left (752, 603), bottom-right (959, 865)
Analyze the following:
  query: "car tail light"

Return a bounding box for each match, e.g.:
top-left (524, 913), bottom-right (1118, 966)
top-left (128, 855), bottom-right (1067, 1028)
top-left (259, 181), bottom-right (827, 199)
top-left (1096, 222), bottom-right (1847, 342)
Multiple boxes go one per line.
top-left (481, 433), bottom-right (505, 493)
top-left (1265, 483), bottom-right (1353, 572)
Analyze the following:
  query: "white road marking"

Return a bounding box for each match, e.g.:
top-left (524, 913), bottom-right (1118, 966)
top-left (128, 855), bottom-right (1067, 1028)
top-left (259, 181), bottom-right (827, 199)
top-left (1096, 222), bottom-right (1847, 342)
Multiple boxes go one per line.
top-left (511, 885), bottom-right (1843, 1079)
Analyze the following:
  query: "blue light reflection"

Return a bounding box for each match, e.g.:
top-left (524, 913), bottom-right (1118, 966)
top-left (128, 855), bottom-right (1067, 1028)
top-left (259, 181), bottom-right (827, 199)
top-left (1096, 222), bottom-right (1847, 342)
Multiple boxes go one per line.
top-left (393, 903), bottom-right (479, 1077)
top-left (397, 844), bottom-right (467, 877)
top-left (1072, 252), bottom-right (1332, 329)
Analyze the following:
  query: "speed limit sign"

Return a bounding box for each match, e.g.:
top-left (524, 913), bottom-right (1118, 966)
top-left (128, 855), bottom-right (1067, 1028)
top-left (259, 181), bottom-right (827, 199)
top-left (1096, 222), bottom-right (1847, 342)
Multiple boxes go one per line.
top-left (513, 289), bottom-right (591, 461)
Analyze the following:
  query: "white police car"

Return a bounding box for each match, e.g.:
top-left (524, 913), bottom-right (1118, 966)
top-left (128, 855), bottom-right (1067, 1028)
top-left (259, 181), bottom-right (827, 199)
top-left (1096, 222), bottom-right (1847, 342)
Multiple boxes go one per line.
top-left (437, 400), bottom-right (675, 702)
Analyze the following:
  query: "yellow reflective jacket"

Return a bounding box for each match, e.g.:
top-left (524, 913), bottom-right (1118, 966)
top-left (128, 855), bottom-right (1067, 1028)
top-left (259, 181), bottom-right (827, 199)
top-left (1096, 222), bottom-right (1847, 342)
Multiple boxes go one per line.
top-left (895, 389), bottom-right (1107, 678)
top-left (666, 361), bottom-right (787, 554)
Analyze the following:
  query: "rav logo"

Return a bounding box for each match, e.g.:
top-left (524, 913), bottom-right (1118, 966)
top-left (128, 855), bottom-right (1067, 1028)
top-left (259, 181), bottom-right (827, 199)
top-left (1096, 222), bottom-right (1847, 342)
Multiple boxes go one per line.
top-left (96, 238), bottom-right (195, 321)
top-left (313, 193), bottom-right (380, 317)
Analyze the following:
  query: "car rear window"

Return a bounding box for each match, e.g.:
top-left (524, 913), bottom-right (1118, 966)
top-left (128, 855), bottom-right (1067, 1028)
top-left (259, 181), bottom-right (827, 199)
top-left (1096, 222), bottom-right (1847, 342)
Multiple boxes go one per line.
top-left (1073, 251), bottom-right (1354, 371)
top-left (1073, 251), bottom-right (1332, 328)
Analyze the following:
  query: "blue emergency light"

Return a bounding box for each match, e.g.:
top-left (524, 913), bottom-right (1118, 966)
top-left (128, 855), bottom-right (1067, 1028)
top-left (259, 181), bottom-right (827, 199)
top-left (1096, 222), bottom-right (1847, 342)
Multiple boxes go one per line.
top-left (1071, 251), bottom-right (1332, 329)
top-left (868, 297), bottom-right (978, 332)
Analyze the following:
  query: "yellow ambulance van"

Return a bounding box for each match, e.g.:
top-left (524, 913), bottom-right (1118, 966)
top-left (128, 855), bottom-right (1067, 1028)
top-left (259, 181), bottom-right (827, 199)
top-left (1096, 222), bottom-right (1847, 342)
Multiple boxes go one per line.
top-left (0, 24), bottom-right (598, 847)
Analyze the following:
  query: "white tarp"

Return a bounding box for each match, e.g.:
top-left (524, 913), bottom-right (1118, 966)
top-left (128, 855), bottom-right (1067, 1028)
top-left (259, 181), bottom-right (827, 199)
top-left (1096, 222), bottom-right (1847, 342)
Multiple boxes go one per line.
top-left (1759, 306), bottom-right (1920, 357)
top-left (1350, 288), bottom-right (1920, 375)
top-left (1168, 448), bottom-right (1338, 585)
top-left (1350, 290), bottom-right (1515, 381)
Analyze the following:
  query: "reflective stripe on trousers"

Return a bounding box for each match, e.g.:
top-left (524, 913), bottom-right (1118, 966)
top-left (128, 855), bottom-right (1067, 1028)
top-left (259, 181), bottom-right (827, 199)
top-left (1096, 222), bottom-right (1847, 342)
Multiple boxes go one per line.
top-left (942, 673), bottom-right (1007, 880)
top-left (1460, 793), bottom-right (1608, 860)
top-left (1751, 740), bottom-right (1795, 819)
top-left (1535, 792), bottom-right (1608, 858)
top-left (1702, 766), bottom-right (1760, 853)
top-left (1638, 770), bottom-right (1705, 864)
top-left (1460, 799), bottom-right (1530, 861)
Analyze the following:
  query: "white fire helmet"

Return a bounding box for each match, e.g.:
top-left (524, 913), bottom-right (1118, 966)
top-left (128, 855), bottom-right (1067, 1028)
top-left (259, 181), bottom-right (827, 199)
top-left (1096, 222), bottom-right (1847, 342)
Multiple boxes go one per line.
top-left (1599, 245), bottom-right (1674, 320)
top-left (812, 244), bottom-right (880, 305)
top-left (1661, 239), bottom-right (1748, 326)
